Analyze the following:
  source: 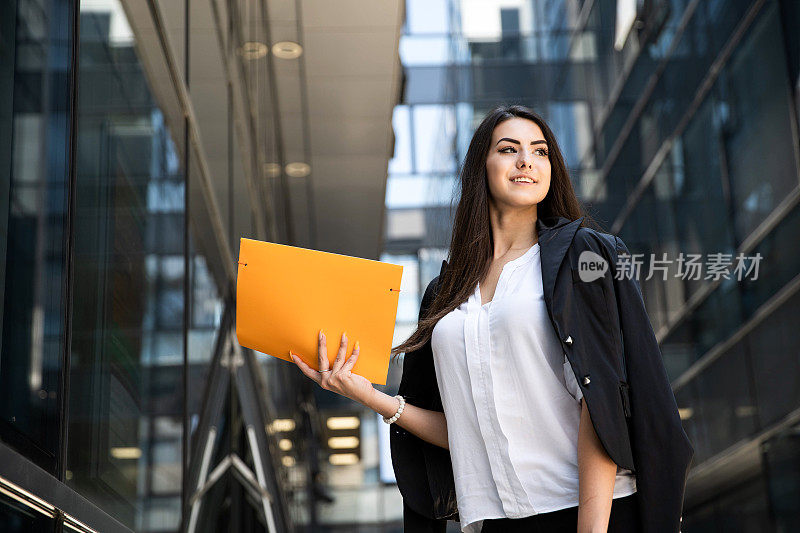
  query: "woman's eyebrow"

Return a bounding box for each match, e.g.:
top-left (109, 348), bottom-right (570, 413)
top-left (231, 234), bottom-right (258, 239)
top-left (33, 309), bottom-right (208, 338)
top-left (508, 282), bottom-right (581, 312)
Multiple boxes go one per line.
top-left (495, 137), bottom-right (548, 146)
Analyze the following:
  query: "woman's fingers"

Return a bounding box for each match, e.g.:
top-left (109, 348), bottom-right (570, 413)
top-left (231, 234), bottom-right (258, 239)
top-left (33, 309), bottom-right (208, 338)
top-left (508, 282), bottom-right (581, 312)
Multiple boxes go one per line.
top-left (290, 334), bottom-right (370, 404)
top-left (318, 329), bottom-right (329, 372)
top-left (289, 351), bottom-right (321, 385)
top-left (341, 341), bottom-right (359, 372)
top-left (291, 330), bottom-right (361, 397)
top-left (330, 331), bottom-right (348, 373)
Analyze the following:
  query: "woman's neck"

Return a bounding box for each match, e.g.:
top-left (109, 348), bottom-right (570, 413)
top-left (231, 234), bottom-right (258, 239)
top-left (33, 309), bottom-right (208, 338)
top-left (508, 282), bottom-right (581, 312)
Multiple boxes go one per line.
top-left (488, 206), bottom-right (538, 259)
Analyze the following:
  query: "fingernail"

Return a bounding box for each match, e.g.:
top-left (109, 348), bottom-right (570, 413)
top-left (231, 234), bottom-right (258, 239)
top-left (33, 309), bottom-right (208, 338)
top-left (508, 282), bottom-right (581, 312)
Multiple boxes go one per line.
top-left (342, 331), bottom-right (347, 340)
top-left (288, 350), bottom-right (294, 359)
top-left (354, 341), bottom-right (359, 351)
top-left (319, 329), bottom-right (324, 340)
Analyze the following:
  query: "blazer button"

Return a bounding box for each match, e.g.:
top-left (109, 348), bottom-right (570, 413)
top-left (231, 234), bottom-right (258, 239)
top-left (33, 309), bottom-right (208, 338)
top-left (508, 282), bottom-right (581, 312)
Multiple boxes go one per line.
top-left (582, 375), bottom-right (591, 386)
top-left (564, 335), bottom-right (573, 345)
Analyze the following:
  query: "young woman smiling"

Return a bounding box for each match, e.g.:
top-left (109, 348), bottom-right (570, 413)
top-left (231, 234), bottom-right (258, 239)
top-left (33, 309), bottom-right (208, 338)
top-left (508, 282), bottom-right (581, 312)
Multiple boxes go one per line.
top-left (290, 104), bottom-right (693, 533)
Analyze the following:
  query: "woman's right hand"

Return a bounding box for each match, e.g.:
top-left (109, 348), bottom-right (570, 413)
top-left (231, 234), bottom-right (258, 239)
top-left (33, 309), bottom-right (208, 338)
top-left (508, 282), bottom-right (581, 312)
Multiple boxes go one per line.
top-left (289, 330), bottom-right (376, 406)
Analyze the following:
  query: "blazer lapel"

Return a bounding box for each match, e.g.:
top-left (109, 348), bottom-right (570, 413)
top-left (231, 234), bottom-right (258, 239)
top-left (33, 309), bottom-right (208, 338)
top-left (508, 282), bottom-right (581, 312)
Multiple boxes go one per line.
top-left (537, 215), bottom-right (584, 317)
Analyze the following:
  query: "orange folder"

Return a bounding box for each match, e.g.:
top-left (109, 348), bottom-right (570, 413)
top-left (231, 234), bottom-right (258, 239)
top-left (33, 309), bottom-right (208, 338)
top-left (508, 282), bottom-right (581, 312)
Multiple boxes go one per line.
top-left (235, 238), bottom-right (404, 385)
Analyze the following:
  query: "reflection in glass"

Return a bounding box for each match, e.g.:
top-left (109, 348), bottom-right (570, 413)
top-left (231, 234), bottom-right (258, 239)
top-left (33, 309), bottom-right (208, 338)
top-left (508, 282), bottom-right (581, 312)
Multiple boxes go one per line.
top-left (406, 0), bottom-right (449, 34)
top-left (412, 105), bottom-right (457, 174)
top-left (0, 492), bottom-right (56, 533)
top-left (683, 475), bottom-right (772, 532)
top-left (720, 2), bottom-right (797, 242)
top-left (692, 344), bottom-right (758, 463)
top-left (672, 100), bottom-right (735, 288)
top-left (748, 290), bottom-right (800, 428)
top-left (673, 382), bottom-right (700, 471)
top-left (661, 203), bottom-right (800, 381)
top-left (761, 424), bottom-right (800, 532)
top-left (739, 204), bottom-right (800, 316)
top-left (67, 1), bottom-right (185, 528)
top-left (660, 285), bottom-right (742, 381)
top-left (389, 106), bottom-right (412, 174)
top-left (0, 0), bottom-right (74, 472)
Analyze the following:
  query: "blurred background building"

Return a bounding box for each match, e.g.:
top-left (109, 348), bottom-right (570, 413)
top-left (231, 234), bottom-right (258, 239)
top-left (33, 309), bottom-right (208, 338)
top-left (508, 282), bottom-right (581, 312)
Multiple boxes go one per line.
top-left (1, 0), bottom-right (799, 531)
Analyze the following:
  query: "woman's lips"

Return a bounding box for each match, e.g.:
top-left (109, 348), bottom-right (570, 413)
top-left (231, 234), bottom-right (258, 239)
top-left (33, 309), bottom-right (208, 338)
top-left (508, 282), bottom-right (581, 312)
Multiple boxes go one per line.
top-left (509, 174), bottom-right (538, 184)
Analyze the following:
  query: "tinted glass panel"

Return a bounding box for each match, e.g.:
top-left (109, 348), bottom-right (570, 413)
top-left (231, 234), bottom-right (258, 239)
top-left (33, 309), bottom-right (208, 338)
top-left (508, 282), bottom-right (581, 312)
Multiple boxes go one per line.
top-left (674, 382), bottom-right (701, 471)
top-left (761, 424), bottom-right (800, 532)
top-left (723, 1), bottom-right (798, 242)
top-left (661, 202), bottom-right (800, 379)
top-left (683, 475), bottom-right (771, 532)
top-left (748, 289), bottom-right (800, 427)
top-left (0, 0), bottom-right (74, 472)
top-left (692, 343), bottom-right (758, 463)
top-left (66, 2), bottom-right (185, 528)
top-left (0, 493), bottom-right (55, 533)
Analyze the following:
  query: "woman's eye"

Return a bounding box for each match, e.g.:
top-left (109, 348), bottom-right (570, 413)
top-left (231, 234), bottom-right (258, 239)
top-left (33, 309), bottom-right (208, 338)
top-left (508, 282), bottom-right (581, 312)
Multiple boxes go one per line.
top-left (499, 146), bottom-right (548, 156)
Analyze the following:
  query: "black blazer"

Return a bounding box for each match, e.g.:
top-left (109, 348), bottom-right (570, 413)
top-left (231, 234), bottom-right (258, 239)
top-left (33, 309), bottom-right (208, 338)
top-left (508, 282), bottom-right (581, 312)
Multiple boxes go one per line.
top-left (389, 215), bottom-right (694, 533)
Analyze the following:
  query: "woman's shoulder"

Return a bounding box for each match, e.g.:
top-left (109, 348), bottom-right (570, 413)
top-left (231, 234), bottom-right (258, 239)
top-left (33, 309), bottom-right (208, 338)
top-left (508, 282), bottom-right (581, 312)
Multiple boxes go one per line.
top-left (572, 226), bottom-right (618, 256)
top-left (423, 275), bottom-right (440, 301)
top-left (571, 227), bottom-right (638, 274)
top-left (418, 275), bottom-right (441, 320)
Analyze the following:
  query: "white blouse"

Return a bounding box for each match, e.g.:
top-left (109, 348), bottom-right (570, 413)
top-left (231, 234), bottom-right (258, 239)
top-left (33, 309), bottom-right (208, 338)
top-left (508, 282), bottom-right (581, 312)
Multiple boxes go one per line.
top-left (430, 242), bottom-right (636, 533)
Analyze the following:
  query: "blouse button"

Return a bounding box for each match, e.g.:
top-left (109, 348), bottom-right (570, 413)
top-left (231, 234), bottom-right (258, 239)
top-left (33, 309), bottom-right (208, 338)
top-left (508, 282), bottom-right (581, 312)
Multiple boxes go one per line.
top-left (583, 375), bottom-right (591, 386)
top-left (564, 335), bottom-right (573, 345)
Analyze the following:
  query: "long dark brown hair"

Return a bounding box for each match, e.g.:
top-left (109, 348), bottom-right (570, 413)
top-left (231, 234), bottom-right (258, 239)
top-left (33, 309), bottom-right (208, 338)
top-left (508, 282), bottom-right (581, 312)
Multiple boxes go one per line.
top-left (390, 104), bottom-right (603, 358)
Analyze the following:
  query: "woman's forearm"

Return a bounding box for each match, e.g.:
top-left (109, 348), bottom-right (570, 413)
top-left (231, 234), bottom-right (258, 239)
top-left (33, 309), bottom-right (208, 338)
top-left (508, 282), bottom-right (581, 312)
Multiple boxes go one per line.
top-left (365, 389), bottom-right (449, 450)
top-left (577, 398), bottom-right (617, 533)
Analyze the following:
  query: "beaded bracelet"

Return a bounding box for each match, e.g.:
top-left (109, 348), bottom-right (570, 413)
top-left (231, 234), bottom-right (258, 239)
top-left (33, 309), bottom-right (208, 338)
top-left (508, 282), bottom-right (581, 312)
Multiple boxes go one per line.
top-left (382, 394), bottom-right (405, 424)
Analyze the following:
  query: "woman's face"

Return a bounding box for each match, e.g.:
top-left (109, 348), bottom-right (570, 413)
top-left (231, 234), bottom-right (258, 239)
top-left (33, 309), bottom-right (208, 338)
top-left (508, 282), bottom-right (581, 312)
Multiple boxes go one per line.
top-left (485, 117), bottom-right (551, 211)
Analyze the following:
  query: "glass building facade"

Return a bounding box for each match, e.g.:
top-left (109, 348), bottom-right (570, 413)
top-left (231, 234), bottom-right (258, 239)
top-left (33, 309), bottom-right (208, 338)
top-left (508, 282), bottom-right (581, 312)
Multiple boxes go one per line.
top-left (1, 0), bottom-right (300, 530)
top-left (2, 0), bottom-right (800, 532)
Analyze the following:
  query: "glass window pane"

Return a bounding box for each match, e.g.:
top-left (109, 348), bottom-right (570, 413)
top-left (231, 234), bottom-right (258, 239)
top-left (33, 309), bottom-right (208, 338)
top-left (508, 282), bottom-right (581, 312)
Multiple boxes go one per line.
top-left (385, 175), bottom-right (457, 209)
top-left (67, 1), bottom-right (185, 528)
top-left (405, 0), bottom-right (449, 34)
top-left (385, 209), bottom-right (426, 241)
top-left (388, 106), bottom-right (412, 174)
top-left (399, 36), bottom-right (450, 65)
top-left (0, 492), bottom-right (56, 532)
top-left (412, 105), bottom-right (457, 174)
top-left (0, 0), bottom-right (74, 472)
top-left (715, 475), bottom-right (772, 533)
top-left (748, 289), bottom-right (800, 427)
top-left (660, 284), bottom-right (743, 380)
top-left (382, 254), bottom-right (419, 324)
top-left (692, 343), bottom-right (758, 463)
top-left (722, 3), bottom-right (799, 242)
top-left (674, 382), bottom-right (701, 471)
top-left (739, 203), bottom-right (800, 317)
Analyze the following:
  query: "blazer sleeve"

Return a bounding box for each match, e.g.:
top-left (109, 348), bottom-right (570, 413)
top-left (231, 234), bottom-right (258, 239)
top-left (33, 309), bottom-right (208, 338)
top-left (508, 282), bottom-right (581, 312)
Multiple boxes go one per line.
top-left (612, 236), bottom-right (694, 533)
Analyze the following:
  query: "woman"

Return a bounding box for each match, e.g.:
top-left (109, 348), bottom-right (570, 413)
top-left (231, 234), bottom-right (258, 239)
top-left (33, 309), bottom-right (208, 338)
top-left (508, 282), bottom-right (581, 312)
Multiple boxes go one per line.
top-left (289, 104), bottom-right (693, 533)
